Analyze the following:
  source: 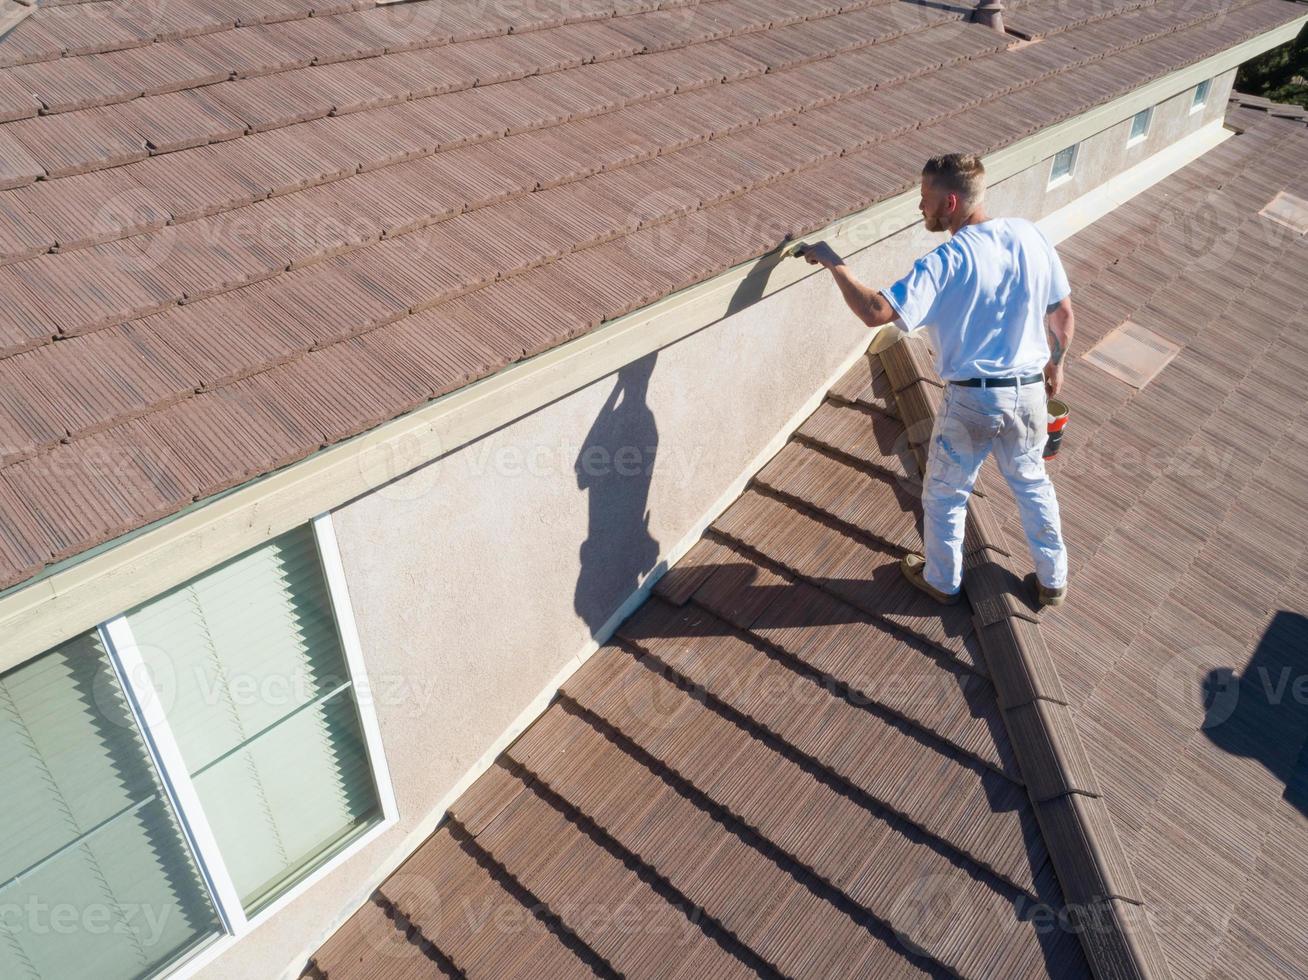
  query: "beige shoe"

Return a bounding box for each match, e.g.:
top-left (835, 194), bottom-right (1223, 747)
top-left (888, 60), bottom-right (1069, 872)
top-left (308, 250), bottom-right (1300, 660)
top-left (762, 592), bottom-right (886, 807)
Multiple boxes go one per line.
top-left (900, 554), bottom-right (961, 606)
top-left (1037, 581), bottom-right (1067, 607)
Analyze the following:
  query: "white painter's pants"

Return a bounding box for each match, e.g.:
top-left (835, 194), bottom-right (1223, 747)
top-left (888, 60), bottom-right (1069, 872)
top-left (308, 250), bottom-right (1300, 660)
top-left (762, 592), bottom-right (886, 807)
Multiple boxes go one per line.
top-left (922, 379), bottom-right (1068, 594)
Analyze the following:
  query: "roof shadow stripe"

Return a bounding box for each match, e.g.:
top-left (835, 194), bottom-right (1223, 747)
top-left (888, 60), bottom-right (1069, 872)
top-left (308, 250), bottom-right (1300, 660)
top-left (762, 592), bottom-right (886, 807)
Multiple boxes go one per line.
top-left (609, 632), bottom-right (1047, 902)
top-left (417, 819), bottom-right (624, 980)
top-left (701, 516), bottom-right (982, 671)
top-left (342, 893), bottom-right (466, 979)
top-left (546, 690), bottom-right (962, 978)
top-left (484, 760), bottom-right (794, 979)
top-left (640, 585), bottom-right (1024, 786)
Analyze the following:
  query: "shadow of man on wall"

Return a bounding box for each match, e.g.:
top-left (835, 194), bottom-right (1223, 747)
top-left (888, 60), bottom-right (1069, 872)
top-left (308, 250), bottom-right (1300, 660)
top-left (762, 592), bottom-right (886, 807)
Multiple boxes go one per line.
top-left (573, 352), bottom-right (661, 636)
top-left (1202, 610), bottom-right (1308, 817)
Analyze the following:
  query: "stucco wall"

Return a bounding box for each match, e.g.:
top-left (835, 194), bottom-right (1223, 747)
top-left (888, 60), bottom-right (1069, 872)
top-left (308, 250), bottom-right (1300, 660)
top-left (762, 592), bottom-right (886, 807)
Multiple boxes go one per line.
top-left (195, 68), bottom-right (1235, 980)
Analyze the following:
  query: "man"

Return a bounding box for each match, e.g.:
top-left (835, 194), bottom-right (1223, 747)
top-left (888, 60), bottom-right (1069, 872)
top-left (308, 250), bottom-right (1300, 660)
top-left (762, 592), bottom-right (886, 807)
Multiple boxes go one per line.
top-left (799, 153), bottom-right (1074, 607)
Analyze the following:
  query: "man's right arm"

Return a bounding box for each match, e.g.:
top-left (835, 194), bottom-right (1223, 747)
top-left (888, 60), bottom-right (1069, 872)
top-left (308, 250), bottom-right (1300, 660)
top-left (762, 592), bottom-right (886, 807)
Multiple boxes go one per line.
top-left (1044, 296), bottom-right (1074, 396)
top-left (799, 241), bottom-right (901, 329)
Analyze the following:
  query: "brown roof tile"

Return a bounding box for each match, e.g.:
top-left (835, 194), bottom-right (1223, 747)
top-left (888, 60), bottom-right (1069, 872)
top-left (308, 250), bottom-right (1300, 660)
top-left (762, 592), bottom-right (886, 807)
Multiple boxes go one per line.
top-left (999, 102), bottom-right (1308, 980)
top-left (0, 13), bottom-right (64, 69)
top-left (0, 68), bottom-right (41, 123)
top-left (0, 471), bottom-right (45, 580)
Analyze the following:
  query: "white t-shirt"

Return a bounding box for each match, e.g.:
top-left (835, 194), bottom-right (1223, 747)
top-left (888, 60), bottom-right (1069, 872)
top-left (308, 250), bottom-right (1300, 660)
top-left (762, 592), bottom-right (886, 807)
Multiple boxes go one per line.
top-left (883, 217), bottom-right (1070, 381)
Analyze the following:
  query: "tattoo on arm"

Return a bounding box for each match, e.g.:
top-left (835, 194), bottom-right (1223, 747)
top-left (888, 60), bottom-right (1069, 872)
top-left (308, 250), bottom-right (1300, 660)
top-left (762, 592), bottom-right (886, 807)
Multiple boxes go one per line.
top-left (868, 291), bottom-right (892, 325)
top-left (1050, 333), bottom-right (1065, 365)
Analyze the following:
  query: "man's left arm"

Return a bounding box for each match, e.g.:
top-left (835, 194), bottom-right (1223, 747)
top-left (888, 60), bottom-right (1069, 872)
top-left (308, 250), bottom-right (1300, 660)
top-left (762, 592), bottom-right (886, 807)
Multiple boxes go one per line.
top-left (798, 242), bottom-right (901, 329)
top-left (1042, 233), bottom-right (1074, 397)
top-left (1044, 296), bottom-right (1075, 396)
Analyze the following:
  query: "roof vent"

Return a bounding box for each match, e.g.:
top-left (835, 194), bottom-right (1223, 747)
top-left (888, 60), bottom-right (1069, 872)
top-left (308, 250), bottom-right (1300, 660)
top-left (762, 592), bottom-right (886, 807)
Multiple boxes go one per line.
top-left (1259, 191), bottom-right (1308, 235)
top-left (975, 1), bottom-right (1005, 33)
top-left (1083, 320), bottom-right (1180, 389)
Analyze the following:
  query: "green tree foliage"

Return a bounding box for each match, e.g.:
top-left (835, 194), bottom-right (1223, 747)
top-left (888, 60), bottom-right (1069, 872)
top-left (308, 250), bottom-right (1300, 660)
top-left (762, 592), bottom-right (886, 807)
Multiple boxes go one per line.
top-left (1237, 26), bottom-right (1308, 108)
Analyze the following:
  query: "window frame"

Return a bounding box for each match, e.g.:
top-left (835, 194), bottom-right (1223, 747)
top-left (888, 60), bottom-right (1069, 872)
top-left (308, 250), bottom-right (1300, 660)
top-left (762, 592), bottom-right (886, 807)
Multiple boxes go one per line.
top-left (97, 512), bottom-right (396, 980)
top-left (1127, 106), bottom-right (1153, 147)
top-left (1047, 143), bottom-right (1079, 188)
top-left (1191, 78), bottom-right (1211, 113)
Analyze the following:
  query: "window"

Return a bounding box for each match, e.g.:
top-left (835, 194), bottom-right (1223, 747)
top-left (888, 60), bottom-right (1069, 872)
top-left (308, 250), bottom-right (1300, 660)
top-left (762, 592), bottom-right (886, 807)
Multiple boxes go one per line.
top-left (0, 517), bottom-right (394, 980)
top-left (1048, 144), bottom-right (1079, 187)
top-left (1191, 78), bottom-right (1211, 112)
top-left (1127, 107), bottom-right (1152, 146)
top-left (0, 632), bottom-right (222, 980)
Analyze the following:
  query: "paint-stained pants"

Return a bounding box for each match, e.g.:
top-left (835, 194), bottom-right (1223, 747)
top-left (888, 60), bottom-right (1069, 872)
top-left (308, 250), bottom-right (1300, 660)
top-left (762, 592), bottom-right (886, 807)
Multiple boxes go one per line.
top-left (922, 379), bottom-right (1068, 594)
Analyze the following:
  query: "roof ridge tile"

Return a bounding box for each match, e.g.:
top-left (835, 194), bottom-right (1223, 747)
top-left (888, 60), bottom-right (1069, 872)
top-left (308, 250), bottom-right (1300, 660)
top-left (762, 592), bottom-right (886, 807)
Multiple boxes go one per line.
top-left (1003, 698), bottom-right (1102, 803)
top-left (878, 333), bottom-right (1172, 979)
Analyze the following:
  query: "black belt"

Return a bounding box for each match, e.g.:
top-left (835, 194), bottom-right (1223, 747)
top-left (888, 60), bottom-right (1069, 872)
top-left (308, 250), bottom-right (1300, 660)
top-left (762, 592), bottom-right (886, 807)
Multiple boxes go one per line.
top-left (951, 374), bottom-right (1043, 388)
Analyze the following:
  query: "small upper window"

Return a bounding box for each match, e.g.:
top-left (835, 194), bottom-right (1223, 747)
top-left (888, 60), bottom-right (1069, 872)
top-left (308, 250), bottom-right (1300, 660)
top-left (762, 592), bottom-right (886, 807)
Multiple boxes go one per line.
top-left (1128, 107), bottom-right (1152, 145)
top-left (1191, 79), bottom-right (1211, 112)
top-left (1048, 144), bottom-right (1078, 187)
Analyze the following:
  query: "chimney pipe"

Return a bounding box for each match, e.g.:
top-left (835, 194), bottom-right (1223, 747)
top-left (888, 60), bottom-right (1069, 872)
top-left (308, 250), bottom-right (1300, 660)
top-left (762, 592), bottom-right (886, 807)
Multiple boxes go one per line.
top-left (976, 0), bottom-right (1005, 33)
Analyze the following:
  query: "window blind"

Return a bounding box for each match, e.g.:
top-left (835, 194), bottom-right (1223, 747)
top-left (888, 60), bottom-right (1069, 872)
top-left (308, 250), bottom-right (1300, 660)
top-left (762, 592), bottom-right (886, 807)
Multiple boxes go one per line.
top-left (124, 525), bottom-right (381, 914)
top-left (0, 632), bottom-right (219, 980)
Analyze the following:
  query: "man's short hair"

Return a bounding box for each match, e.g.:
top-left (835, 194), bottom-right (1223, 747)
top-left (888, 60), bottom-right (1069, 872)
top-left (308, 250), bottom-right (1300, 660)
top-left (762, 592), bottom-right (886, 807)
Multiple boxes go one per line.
top-left (922, 154), bottom-right (986, 203)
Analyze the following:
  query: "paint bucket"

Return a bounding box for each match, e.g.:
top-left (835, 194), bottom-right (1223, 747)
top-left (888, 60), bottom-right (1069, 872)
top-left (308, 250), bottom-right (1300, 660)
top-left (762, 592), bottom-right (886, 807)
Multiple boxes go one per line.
top-left (1044, 398), bottom-right (1070, 460)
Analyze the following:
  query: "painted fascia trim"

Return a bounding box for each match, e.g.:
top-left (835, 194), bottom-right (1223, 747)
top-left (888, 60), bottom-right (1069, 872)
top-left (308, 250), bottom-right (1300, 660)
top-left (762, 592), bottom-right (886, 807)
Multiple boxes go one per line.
top-left (0, 16), bottom-right (1302, 673)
